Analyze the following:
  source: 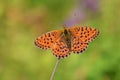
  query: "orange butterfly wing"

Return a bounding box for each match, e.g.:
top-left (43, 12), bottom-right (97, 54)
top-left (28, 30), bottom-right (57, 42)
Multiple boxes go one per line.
top-left (35, 26), bottom-right (99, 58)
top-left (71, 37), bottom-right (88, 53)
top-left (69, 26), bottom-right (99, 43)
top-left (35, 30), bottom-right (62, 50)
top-left (52, 35), bottom-right (70, 59)
top-left (69, 26), bottom-right (99, 53)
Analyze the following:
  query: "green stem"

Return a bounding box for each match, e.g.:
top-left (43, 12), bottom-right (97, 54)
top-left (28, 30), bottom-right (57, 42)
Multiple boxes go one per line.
top-left (50, 59), bottom-right (60, 80)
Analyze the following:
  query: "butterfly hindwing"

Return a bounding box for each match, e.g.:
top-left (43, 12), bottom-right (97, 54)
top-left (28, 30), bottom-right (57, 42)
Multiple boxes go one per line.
top-left (52, 35), bottom-right (70, 58)
top-left (71, 37), bottom-right (88, 53)
top-left (35, 30), bottom-right (62, 50)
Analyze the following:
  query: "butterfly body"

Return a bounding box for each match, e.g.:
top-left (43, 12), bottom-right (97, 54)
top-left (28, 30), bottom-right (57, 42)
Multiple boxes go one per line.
top-left (63, 28), bottom-right (72, 50)
top-left (35, 26), bottom-right (99, 59)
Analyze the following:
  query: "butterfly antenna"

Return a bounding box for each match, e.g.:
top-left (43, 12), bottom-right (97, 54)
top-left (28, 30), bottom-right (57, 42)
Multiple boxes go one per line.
top-left (50, 58), bottom-right (61, 80)
top-left (63, 24), bottom-right (67, 29)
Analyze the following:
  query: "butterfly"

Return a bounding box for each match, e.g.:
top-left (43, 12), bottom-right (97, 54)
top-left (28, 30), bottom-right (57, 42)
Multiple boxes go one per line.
top-left (34, 26), bottom-right (99, 59)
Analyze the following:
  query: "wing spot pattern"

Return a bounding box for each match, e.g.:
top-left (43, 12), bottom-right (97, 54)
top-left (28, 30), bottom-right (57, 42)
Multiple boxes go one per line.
top-left (35, 26), bottom-right (99, 59)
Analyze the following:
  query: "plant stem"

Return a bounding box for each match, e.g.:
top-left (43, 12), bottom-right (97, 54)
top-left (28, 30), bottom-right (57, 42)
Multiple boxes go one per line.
top-left (50, 59), bottom-right (60, 80)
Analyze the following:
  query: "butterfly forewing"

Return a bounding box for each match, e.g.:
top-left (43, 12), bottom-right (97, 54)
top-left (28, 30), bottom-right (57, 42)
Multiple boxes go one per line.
top-left (35, 30), bottom-right (62, 50)
top-left (52, 35), bottom-right (70, 58)
top-left (69, 26), bottom-right (99, 43)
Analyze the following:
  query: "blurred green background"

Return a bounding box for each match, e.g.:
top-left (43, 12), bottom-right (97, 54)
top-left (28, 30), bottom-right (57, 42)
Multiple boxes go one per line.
top-left (0, 0), bottom-right (120, 80)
